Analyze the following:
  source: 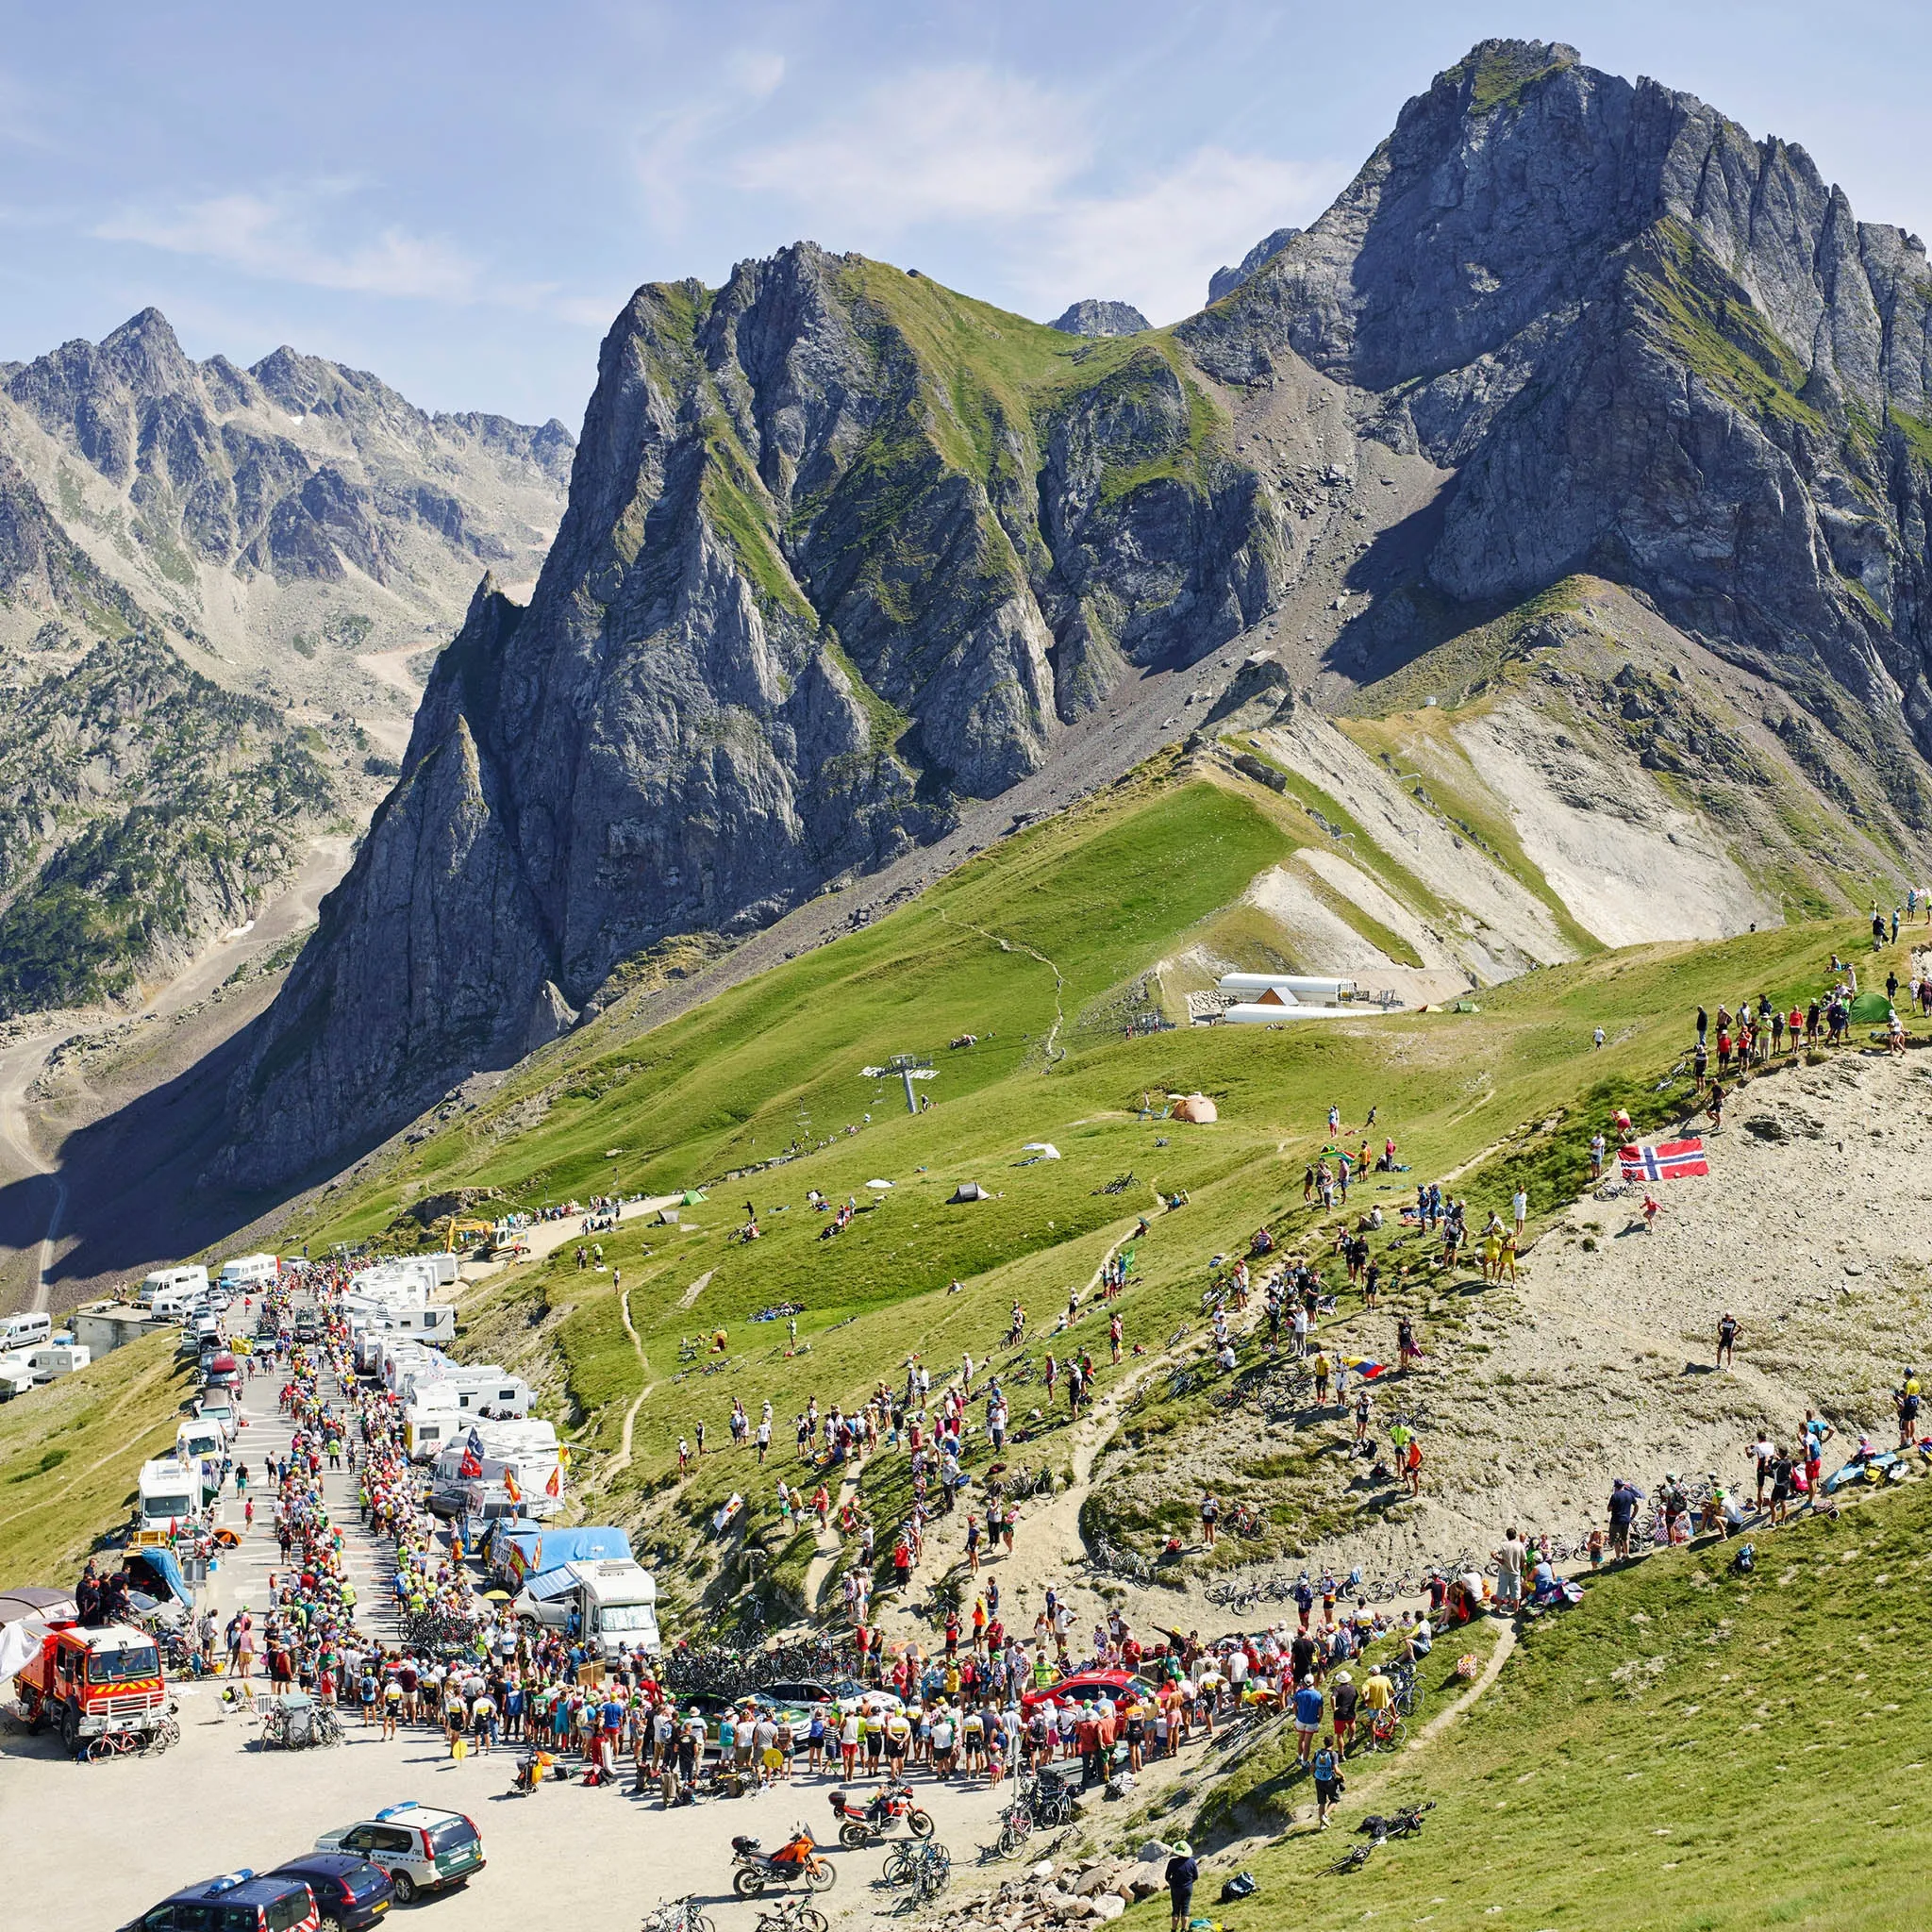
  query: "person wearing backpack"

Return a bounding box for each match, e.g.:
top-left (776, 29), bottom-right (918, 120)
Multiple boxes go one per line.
top-left (1311, 1738), bottom-right (1345, 1826)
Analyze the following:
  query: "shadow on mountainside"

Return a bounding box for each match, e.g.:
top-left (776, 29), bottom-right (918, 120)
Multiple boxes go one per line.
top-left (0, 1011), bottom-right (396, 1309)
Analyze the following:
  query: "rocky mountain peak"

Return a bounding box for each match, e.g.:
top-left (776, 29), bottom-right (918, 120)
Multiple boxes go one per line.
top-left (1182, 38), bottom-right (1932, 818)
top-left (218, 243), bottom-right (1286, 1185)
top-left (1207, 227), bottom-right (1300, 306)
top-left (215, 43), bottom-right (1932, 1190)
top-left (95, 306), bottom-right (197, 388)
top-left (1050, 299), bottom-right (1150, 337)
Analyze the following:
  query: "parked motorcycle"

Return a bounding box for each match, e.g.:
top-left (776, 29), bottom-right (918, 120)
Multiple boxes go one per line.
top-left (827, 1780), bottom-right (935, 1848)
top-left (731, 1825), bottom-right (836, 1897)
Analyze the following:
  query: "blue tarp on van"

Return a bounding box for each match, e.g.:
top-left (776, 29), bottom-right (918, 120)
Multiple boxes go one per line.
top-left (498, 1525), bottom-right (631, 1587)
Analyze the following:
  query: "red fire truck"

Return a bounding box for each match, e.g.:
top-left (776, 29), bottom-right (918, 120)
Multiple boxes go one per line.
top-left (14, 1622), bottom-right (173, 1757)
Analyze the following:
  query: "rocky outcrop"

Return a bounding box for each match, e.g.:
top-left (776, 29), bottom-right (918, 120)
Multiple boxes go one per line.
top-left (1182, 38), bottom-right (1932, 819)
top-left (4, 309), bottom-right (572, 590)
top-left (1207, 225), bottom-right (1301, 304)
top-left (220, 249), bottom-right (1286, 1184)
top-left (0, 452), bottom-right (147, 635)
top-left (222, 42), bottom-right (1932, 1186)
top-left (1050, 299), bottom-right (1151, 337)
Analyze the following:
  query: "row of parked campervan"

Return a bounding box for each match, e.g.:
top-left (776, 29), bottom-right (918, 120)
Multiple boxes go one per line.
top-left (0, 1315), bottom-right (88, 1398)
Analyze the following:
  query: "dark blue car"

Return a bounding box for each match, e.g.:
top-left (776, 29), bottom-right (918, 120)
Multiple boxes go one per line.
top-left (266, 1855), bottom-right (394, 1930)
top-left (117, 1868), bottom-right (318, 1931)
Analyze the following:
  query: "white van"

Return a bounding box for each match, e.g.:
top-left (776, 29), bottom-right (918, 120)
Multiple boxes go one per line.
top-left (218, 1254), bottom-right (279, 1293)
top-left (137, 1455), bottom-right (200, 1532)
top-left (138, 1266), bottom-right (210, 1309)
top-left (176, 1418), bottom-right (227, 1465)
top-left (1, 1311), bottom-right (52, 1352)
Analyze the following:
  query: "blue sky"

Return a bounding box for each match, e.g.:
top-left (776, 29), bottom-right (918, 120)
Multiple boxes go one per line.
top-left (6, 1), bottom-right (1928, 425)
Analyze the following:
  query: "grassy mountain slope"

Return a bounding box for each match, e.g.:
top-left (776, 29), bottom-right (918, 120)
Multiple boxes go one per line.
top-left (256, 734), bottom-right (1916, 1624)
top-left (0, 1331), bottom-right (192, 1590)
top-left (1202, 1475), bottom-right (1932, 1931)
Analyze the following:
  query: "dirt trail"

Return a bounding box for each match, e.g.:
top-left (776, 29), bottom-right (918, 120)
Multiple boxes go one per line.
top-left (925, 917), bottom-right (1070, 1064)
top-left (805, 1468), bottom-right (863, 1614)
top-left (605, 1283), bottom-right (654, 1478)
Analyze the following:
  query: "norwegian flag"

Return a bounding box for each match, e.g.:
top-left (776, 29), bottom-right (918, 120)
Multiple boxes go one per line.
top-left (1619, 1136), bottom-right (1709, 1182)
top-left (458, 1448), bottom-right (483, 1479)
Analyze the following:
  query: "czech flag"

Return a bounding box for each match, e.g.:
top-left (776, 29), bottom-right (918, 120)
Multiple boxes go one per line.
top-left (1619, 1137), bottom-right (1708, 1182)
top-left (1343, 1356), bottom-right (1389, 1380)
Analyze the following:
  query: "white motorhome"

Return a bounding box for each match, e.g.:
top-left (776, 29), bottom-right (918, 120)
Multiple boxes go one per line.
top-left (428, 1364), bottom-right (535, 1417)
top-left (0, 1350), bottom-right (36, 1400)
top-left (408, 1391), bottom-right (548, 1462)
top-left (26, 1341), bottom-right (90, 1383)
top-left (137, 1266), bottom-right (209, 1309)
top-left (512, 1558), bottom-right (659, 1656)
top-left (381, 1345), bottom-right (448, 1403)
top-left (426, 1419), bottom-right (562, 1513)
top-left (136, 1455), bottom-right (200, 1532)
top-left (217, 1254), bottom-right (279, 1293)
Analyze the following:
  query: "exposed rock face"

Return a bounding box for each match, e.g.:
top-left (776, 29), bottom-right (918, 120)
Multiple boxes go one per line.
top-left (0, 451), bottom-right (146, 632)
top-left (0, 630), bottom-right (344, 1015)
top-left (222, 41), bottom-right (1932, 1186)
top-left (1050, 299), bottom-right (1152, 337)
top-left (222, 249), bottom-right (1286, 1183)
top-left (0, 310), bottom-right (576, 1020)
top-left (3, 308), bottom-right (572, 594)
top-left (1182, 38), bottom-right (1932, 817)
top-left (1207, 225), bottom-right (1301, 304)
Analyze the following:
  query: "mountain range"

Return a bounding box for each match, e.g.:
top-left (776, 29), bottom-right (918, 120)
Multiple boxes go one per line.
top-left (0, 310), bottom-right (572, 1013)
top-left (194, 37), bottom-right (1932, 1187)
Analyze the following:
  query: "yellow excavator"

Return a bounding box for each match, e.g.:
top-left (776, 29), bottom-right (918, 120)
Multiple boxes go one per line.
top-left (440, 1214), bottom-right (531, 1262)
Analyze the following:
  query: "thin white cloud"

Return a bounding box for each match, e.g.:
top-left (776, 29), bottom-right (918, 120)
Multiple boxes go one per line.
top-left (96, 191), bottom-right (483, 301)
top-left (733, 66), bottom-right (1090, 230)
top-left (92, 186), bottom-right (618, 328)
top-left (727, 63), bottom-right (1341, 324)
top-left (726, 49), bottom-right (786, 100)
top-left (1035, 147), bottom-right (1345, 324)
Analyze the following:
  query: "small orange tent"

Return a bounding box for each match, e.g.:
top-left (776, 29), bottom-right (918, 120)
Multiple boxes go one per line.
top-left (1173, 1092), bottom-right (1219, 1124)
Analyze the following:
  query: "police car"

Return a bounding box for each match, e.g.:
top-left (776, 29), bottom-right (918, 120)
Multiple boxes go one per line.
top-left (313, 1804), bottom-right (484, 1904)
top-left (118, 1868), bottom-right (319, 1931)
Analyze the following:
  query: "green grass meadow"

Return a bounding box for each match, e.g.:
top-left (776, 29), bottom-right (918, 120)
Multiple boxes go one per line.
top-left (1206, 1476), bottom-right (1932, 1932)
top-left (271, 768), bottom-right (1918, 1598)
